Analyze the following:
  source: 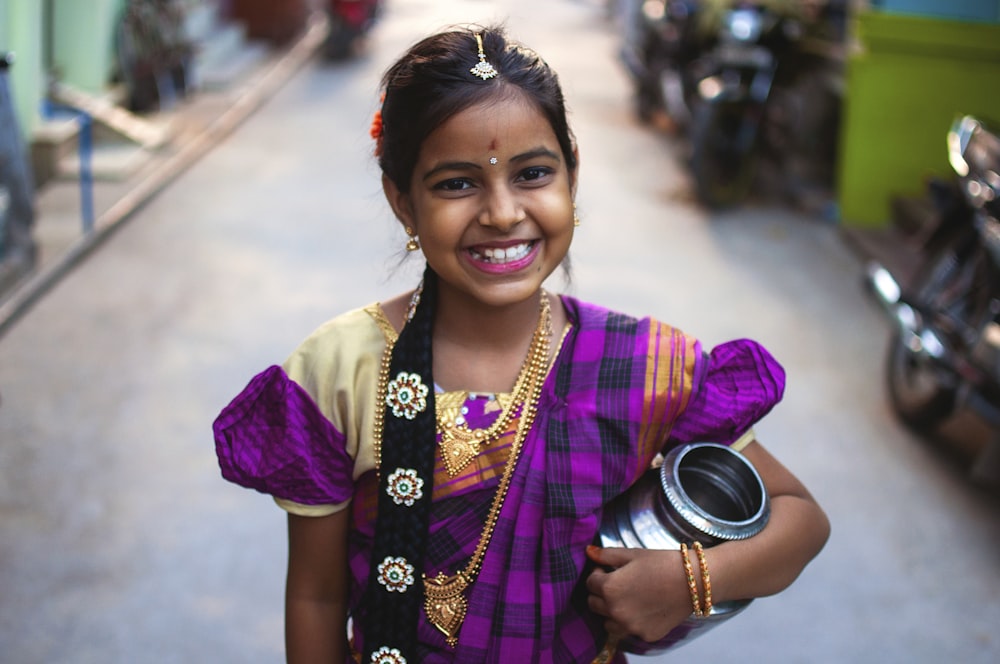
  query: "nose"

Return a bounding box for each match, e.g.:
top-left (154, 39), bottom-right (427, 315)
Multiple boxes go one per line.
top-left (479, 186), bottom-right (525, 232)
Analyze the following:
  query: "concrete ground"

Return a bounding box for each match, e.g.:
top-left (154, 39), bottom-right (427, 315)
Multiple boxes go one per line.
top-left (1, 1), bottom-right (998, 662)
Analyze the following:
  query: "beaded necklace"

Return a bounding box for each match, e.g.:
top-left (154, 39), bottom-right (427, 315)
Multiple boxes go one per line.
top-left (424, 293), bottom-right (551, 646)
top-left (373, 292), bottom-right (552, 649)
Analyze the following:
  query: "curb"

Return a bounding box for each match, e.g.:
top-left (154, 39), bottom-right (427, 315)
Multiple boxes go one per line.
top-left (0, 16), bottom-right (329, 340)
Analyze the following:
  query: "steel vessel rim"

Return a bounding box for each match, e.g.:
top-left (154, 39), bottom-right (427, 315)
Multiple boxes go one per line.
top-left (660, 442), bottom-right (769, 541)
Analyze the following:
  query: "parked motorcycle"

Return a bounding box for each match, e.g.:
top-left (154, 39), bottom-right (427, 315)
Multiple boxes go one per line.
top-left (687, 0), bottom-right (806, 208)
top-left (867, 115), bottom-right (1000, 482)
top-left (620, 0), bottom-right (825, 209)
top-left (618, 0), bottom-right (703, 127)
top-left (323, 0), bottom-right (380, 61)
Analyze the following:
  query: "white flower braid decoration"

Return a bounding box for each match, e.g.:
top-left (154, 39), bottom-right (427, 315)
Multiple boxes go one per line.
top-left (377, 556), bottom-right (415, 593)
top-left (371, 645), bottom-right (407, 664)
top-left (385, 371), bottom-right (429, 420)
top-left (386, 468), bottom-right (424, 507)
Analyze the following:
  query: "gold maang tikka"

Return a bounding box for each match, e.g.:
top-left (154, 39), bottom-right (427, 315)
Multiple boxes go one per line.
top-left (469, 33), bottom-right (498, 80)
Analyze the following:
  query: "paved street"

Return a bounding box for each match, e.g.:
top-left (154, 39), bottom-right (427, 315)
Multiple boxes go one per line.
top-left (1, 0), bottom-right (998, 662)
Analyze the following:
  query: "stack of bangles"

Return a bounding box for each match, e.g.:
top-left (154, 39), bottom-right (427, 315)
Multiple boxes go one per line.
top-left (680, 542), bottom-right (713, 618)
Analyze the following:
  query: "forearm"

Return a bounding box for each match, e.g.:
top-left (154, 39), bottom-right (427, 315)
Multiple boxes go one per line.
top-left (701, 492), bottom-right (829, 605)
top-left (286, 596), bottom-right (348, 663)
top-left (285, 510), bottom-right (351, 664)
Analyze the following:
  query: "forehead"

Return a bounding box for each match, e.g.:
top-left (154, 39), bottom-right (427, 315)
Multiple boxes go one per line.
top-left (418, 95), bottom-right (560, 160)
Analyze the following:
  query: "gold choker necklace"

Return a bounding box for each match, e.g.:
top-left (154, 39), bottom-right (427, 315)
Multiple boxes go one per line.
top-left (436, 307), bottom-right (544, 476)
top-left (423, 293), bottom-right (552, 647)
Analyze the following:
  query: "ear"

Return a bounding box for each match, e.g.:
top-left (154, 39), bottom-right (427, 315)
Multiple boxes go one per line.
top-left (382, 173), bottom-right (416, 230)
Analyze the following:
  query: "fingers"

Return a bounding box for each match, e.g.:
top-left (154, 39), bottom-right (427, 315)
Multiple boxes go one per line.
top-left (587, 567), bottom-right (646, 637)
top-left (587, 589), bottom-right (627, 638)
top-left (587, 545), bottom-right (641, 569)
top-left (586, 547), bottom-right (689, 642)
top-left (587, 590), bottom-right (609, 617)
top-left (586, 562), bottom-right (609, 598)
top-left (585, 546), bottom-right (644, 601)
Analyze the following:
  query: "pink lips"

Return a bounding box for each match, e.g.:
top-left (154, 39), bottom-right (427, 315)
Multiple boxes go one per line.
top-left (466, 241), bottom-right (539, 275)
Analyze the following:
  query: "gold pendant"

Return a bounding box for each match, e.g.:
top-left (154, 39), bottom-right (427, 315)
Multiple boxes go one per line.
top-left (439, 432), bottom-right (481, 477)
top-left (424, 571), bottom-right (469, 648)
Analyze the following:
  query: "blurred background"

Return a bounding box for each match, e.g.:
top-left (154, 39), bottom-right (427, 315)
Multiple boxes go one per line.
top-left (1, 0), bottom-right (998, 662)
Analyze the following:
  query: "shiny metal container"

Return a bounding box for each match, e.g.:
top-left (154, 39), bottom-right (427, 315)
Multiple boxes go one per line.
top-left (598, 442), bottom-right (770, 654)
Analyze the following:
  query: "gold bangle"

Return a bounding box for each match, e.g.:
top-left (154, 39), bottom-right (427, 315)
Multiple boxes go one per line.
top-left (680, 543), bottom-right (701, 616)
top-left (693, 541), bottom-right (712, 617)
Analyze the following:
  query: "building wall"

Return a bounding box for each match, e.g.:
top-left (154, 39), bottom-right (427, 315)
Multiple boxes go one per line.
top-left (836, 8), bottom-right (1000, 226)
top-left (0, 0), bottom-right (44, 138)
top-left (50, 0), bottom-right (125, 95)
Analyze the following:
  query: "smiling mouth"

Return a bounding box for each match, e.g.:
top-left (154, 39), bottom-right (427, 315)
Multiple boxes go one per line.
top-left (468, 241), bottom-right (536, 264)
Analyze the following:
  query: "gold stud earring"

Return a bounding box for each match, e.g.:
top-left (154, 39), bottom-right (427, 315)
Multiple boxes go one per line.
top-left (405, 226), bottom-right (420, 252)
top-left (573, 205), bottom-right (581, 227)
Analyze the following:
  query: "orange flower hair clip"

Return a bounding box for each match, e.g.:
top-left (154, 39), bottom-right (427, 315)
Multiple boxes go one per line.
top-left (370, 92), bottom-right (385, 157)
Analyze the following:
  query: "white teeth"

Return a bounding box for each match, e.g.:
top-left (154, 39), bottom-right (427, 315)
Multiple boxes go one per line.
top-left (473, 242), bottom-right (532, 264)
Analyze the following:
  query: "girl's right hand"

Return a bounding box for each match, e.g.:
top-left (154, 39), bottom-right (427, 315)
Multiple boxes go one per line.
top-left (584, 545), bottom-right (692, 643)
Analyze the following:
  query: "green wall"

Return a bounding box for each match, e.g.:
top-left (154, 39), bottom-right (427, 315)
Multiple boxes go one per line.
top-left (0, 0), bottom-right (43, 138)
top-left (50, 0), bottom-right (124, 95)
top-left (0, 0), bottom-right (124, 138)
top-left (837, 11), bottom-right (1000, 226)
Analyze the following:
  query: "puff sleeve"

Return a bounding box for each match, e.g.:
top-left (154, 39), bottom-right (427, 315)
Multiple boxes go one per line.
top-left (668, 338), bottom-right (785, 446)
top-left (213, 365), bottom-right (355, 508)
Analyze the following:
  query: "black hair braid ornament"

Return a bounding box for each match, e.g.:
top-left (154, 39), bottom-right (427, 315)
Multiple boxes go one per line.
top-left (361, 266), bottom-right (439, 664)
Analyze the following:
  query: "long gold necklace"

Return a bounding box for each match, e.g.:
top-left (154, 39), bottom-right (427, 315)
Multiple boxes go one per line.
top-left (423, 294), bottom-right (552, 647)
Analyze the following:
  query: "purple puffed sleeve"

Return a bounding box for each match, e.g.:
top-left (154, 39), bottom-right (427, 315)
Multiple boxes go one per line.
top-left (213, 365), bottom-right (355, 505)
top-left (668, 339), bottom-right (786, 446)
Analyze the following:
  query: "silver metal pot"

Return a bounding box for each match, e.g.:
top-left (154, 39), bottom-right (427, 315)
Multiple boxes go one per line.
top-left (598, 442), bottom-right (770, 655)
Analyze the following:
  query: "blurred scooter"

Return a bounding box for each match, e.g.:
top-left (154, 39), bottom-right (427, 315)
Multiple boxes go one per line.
top-left (686, 0), bottom-right (806, 208)
top-left (324, 0), bottom-right (380, 60)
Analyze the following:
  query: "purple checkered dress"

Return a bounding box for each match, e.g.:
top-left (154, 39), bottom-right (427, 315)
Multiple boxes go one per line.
top-left (214, 297), bottom-right (785, 663)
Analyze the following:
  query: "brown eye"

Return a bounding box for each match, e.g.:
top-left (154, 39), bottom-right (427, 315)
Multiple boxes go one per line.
top-left (517, 167), bottom-right (554, 184)
top-left (434, 178), bottom-right (473, 191)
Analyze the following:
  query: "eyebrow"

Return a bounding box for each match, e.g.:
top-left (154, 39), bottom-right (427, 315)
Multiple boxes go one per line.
top-left (421, 147), bottom-right (562, 182)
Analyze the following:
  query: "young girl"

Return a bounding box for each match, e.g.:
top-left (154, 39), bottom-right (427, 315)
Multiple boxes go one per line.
top-left (213, 25), bottom-right (829, 664)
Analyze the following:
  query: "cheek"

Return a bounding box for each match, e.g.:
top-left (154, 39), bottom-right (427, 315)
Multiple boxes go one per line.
top-left (413, 206), bottom-right (470, 248)
top-left (545, 204), bottom-right (576, 254)
top-left (549, 199), bottom-right (576, 235)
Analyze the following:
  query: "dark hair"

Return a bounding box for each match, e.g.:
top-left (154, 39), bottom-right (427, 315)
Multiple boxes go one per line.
top-left (362, 266), bottom-right (439, 660)
top-left (377, 25), bottom-right (577, 193)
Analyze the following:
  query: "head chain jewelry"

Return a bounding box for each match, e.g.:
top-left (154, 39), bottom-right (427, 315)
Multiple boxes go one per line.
top-left (470, 33), bottom-right (498, 80)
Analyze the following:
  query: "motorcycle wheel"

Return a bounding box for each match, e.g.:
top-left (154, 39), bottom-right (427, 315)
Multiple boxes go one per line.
top-left (886, 329), bottom-right (957, 430)
top-left (885, 239), bottom-right (971, 429)
top-left (690, 101), bottom-right (758, 209)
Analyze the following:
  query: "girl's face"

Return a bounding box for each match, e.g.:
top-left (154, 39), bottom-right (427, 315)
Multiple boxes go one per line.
top-left (384, 93), bottom-right (577, 310)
